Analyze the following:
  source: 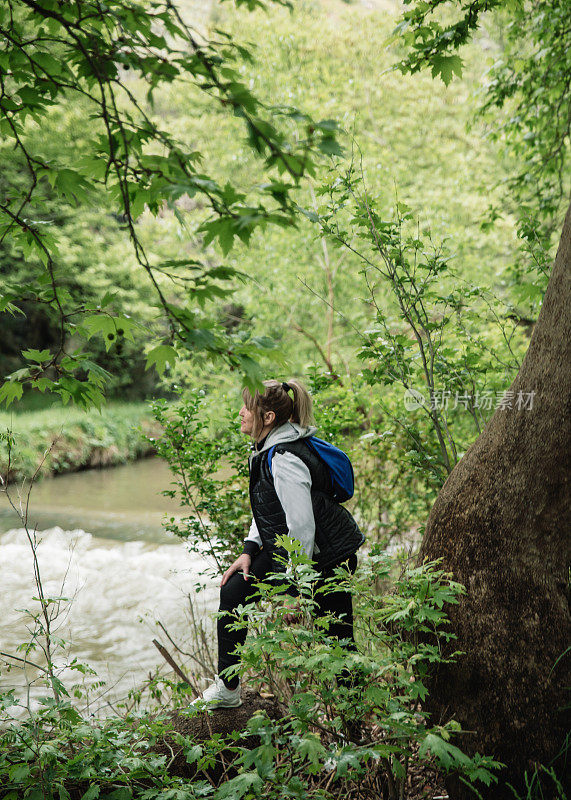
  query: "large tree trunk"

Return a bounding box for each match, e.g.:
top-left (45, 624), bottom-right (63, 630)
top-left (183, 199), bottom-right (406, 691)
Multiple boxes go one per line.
top-left (419, 202), bottom-right (571, 799)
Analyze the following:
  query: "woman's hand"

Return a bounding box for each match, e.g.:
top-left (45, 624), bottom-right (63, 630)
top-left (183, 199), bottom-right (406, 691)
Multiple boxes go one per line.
top-left (221, 553), bottom-right (252, 586)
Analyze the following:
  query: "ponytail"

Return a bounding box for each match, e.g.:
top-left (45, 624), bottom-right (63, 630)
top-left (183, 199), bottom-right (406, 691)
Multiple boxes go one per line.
top-left (286, 379), bottom-right (313, 427)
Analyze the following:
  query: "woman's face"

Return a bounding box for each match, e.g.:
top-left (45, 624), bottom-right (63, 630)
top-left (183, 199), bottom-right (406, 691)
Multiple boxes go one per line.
top-left (239, 404), bottom-right (255, 436)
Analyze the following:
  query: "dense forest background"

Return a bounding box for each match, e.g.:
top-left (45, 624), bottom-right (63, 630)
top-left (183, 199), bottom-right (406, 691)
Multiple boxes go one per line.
top-left (1, 0), bottom-right (552, 399)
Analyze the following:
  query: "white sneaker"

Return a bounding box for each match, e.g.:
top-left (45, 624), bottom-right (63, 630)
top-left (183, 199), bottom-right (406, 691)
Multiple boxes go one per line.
top-left (190, 675), bottom-right (242, 708)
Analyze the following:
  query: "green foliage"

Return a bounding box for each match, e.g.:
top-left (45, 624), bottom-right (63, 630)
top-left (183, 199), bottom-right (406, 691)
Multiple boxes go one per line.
top-left (204, 0), bottom-right (516, 385)
top-left (2, 0), bottom-right (536, 410)
top-left (309, 165), bottom-right (525, 481)
top-left (392, 0), bottom-right (569, 319)
top-left (476, 0), bottom-right (570, 325)
top-left (0, 0), bottom-right (341, 404)
top-left (150, 391), bottom-right (252, 577)
top-left (218, 543), bottom-right (502, 796)
top-left (0, 142), bottom-right (160, 400)
top-left (479, 0), bottom-right (570, 227)
top-left (0, 543), bottom-right (502, 799)
top-left (0, 707), bottom-right (182, 800)
top-left (146, 345), bottom-right (179, 377)
top-left (393, 0), bottom-right (499, 82)
top-left (0, 401), bottom-right (157, 481)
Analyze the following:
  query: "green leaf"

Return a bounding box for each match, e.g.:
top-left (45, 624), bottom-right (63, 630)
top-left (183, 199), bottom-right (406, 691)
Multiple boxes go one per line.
top-left (81, 314), bottom-right (136, 350)
top-left (219, 220), bottom-right (236, 256)
top-left (0, 297), bottom-right (25, 315)
top-left (8, 763), bottom-right (30, 781)
top-left (419, 732), bottom-right (470, 769)
top-left (318, 136), bottom-right (344, 156)
top-left (184, 744), bottom-right (203, 765)
top-left (22, 348), bottom-right (52, 363)
top-left (431, 55), bottom-right (463, 85)
top-left (99, 291), bottom-right (117, 308)
top-left (298, 733), bottom-right (326, 767)
top-left (50, 675), bottom-right (69, 697)
top-left (31, 377), bottom-right (55, 393)
top-left (334, 748), bottom-right (362, 777)
top-left (145, 345), bottom-right (178, 376)
top-left (235, 353), bottom-right (265, 393)
top-left (215, 771), bottom-right (262, 799)
top-left (54, 168), bottom-right (92, 205)
top-left (81, 360), bottom-right (113, 384)
top-left (0, 380), bottom-right (24, 407)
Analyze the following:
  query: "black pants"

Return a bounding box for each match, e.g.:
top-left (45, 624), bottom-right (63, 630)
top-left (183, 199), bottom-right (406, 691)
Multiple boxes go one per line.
top-left (217, 549), bottom-right (357, 687)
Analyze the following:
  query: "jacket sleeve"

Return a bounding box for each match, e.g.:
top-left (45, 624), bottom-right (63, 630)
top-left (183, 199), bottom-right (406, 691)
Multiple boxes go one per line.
top-left (242, 517), bottom-right (262, 557)
top-left (271, 450), bottom-right (315, 558)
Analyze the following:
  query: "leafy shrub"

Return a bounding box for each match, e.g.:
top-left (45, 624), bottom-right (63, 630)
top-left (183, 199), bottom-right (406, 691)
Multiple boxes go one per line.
top-left (150, 391), bottom-right (251, 579)
top-left (0, 542), bottom-right (502, 799)
top-left (219, 538), bottom-right (502, 798)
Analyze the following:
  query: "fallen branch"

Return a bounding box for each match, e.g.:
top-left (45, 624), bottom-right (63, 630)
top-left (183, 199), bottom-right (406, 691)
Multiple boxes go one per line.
top-left (152, 638), bottom-right (192, 686)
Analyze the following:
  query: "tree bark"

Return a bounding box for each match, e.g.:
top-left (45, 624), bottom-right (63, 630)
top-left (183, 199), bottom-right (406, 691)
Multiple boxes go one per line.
top-left (418, 202), bottom-right (571, 799)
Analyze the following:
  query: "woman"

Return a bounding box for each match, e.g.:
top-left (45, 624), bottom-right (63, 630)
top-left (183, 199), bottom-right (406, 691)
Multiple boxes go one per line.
top-left (193, 379), bottom-right (364, 708)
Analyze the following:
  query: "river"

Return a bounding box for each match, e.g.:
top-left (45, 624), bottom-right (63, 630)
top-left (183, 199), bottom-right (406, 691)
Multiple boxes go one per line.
top-left (0, 458), bottom-right (220, 715)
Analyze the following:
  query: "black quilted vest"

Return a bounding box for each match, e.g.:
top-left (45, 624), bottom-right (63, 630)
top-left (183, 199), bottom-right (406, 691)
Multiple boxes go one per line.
top-left (248, 438), bottom-right (365, 572)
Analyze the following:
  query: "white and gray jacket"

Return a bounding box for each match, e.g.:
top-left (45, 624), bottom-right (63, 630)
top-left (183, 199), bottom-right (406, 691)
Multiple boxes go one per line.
top-left (243, 422), bottom-right (318, 558)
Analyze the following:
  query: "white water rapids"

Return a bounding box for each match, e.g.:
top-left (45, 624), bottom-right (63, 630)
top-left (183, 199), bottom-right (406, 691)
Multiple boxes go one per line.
top-left (0, 460), bottom-right (221, 715)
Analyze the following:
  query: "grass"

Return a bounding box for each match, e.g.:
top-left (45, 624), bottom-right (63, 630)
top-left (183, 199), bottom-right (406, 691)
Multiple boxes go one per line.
top-left (0, 401), bottom-right (160, 482)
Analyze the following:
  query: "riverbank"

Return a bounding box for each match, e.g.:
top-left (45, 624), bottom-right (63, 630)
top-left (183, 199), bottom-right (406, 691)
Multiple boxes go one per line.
top-left (0, 402), bottom-right (161, 483)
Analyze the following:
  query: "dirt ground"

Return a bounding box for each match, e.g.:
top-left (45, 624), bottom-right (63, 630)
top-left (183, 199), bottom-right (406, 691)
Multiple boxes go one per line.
top-left (156, 689), bottom-right (450, 799)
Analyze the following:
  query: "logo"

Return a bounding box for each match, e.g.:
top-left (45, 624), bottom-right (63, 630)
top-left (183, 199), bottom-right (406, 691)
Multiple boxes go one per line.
top-left (404, 388), bottom-right (426, 410)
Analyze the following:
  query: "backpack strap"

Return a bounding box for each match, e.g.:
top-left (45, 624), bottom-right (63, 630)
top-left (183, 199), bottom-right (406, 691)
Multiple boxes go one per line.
top-left (266, 441), bottom-right (312, 476)
top-left (267, 445), bottom-right (277, 475)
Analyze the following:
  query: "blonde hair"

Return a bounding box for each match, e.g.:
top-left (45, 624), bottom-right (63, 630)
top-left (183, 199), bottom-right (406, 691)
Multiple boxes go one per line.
top-left (242, 379), bottom-right (313, 440)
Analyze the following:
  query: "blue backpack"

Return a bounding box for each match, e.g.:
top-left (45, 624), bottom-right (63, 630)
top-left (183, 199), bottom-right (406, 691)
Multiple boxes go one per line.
top-left (267, 436), bottom-right (354, 503)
